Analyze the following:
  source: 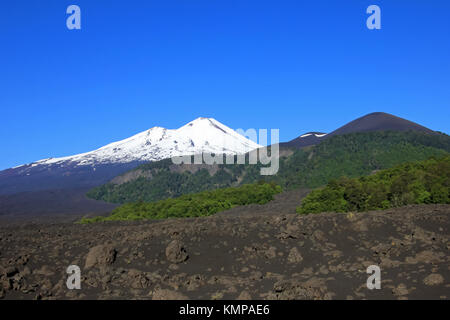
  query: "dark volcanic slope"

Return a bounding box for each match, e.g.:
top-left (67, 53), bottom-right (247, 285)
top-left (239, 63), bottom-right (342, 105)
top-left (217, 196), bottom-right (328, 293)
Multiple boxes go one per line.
top-left (216, 189), bottom-right (310, 217)
top-left (1, 204), bottom-right (448, 300)
top-left (0, 188), bottom-right (118, 222)
top-left (328, 112), bottom-right (435, 137)
top-left (280, 132), bottom-right (326, 149)
top-left (281, 112), bottom-right (437, 148)
top-left (0, 162), bottom-right (141, 219)
top-left (0, 161), bottom-right (143, 195)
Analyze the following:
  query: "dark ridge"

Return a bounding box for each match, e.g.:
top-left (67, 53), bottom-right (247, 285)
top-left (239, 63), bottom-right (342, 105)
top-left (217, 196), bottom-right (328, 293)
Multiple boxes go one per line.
top-left (0, 161), bottom-right (143, 195)
top-left (280, 132), bottom-right (327, 148)
top-left (0, 188), bottom-right (118, 221)
top-left (281, 112), bottom-right (437, 149)
top-left (328, 112), bottom-right (435, 137)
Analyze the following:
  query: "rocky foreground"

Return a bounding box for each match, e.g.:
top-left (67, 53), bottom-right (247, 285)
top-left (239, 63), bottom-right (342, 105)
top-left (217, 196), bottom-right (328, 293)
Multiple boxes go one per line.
top-left (0, 203), bottom-right (449, 300)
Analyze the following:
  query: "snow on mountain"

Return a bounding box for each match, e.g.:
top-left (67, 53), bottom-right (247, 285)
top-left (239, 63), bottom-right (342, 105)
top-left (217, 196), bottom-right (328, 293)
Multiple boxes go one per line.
top-left (280, 131), bottom-right (328, 149)
top-left (299, 132), bottom-right (328, 138)
top-left (22, 117), bottom-right (262, 168)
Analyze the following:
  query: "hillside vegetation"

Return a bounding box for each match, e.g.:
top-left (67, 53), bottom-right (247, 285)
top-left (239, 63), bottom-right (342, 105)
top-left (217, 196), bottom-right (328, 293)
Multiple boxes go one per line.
top-left (80, 182), bottom-right (282, 223)
top-left (87, 131), bottom-right (450, 204)
top-left (297, 156), bottom-right (450, 214)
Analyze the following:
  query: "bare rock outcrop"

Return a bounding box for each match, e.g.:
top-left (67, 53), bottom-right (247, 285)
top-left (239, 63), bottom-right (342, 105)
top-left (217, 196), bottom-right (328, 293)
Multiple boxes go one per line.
top-left (165, 240), bottom-right (188, 264)
top-left (85, 245), bottom-right (117, 269)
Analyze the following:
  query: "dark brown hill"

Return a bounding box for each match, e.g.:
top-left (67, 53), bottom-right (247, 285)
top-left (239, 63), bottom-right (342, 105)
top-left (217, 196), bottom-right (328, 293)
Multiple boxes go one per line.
top-left (281, 112), bottom-right (436, 148)
top-left (328, 112), bottom-right (435, 137)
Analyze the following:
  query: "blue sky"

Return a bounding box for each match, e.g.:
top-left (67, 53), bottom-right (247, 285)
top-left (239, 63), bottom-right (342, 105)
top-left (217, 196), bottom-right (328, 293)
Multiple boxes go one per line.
top-left (1, 0), bottom-right (449, 170)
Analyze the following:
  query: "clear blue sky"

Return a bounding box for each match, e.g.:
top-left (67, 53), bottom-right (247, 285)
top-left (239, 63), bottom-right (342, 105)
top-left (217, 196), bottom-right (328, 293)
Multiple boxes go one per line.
top-left (1, 0), bottom-right (449, 170)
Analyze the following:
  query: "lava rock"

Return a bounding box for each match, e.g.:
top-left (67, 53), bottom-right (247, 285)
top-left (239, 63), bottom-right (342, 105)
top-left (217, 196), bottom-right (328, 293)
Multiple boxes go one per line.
top-left (165, 240), bottom-right (188, 264)
top-left (85, 245), bottom-right (117, 269)
top-left (423, 273), bottom-right (444, 286)
top-left (287, 247), bottom-right (303, 264)
top-left (152, 288), bottom-right (188, 300)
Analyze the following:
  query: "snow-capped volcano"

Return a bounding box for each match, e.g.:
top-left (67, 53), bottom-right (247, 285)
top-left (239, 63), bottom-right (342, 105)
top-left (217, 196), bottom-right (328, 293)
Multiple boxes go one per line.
top-left (27, 117), bottom-right (261, 167)
top-left (0, 118), bottom-right (261, 196)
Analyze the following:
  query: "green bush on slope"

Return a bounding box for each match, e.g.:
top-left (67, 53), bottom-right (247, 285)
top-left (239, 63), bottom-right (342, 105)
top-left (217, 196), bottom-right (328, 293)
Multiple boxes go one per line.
top-left (80, 182), bottom-right (282, 223)
top-left (296, 156), bottom-right (450, 214)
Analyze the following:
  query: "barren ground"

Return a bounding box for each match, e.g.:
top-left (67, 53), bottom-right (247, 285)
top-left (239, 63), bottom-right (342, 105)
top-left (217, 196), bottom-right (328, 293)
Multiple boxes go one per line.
top-left (0, 191), bottom-right (448, 300)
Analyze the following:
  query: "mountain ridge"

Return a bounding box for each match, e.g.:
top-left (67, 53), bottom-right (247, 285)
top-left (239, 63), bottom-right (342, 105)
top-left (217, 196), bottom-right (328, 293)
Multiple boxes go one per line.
top-left (1, 112), bottom-right (448, 218)
top-left (282, 112), bottom-right (437, 149)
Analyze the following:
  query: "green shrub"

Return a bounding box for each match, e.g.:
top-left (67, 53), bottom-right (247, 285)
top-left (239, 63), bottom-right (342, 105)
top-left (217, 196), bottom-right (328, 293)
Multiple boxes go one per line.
top-left (80, 182), bottom-right (282, 223)
top-left (297, 156), bottom-right (450, 214)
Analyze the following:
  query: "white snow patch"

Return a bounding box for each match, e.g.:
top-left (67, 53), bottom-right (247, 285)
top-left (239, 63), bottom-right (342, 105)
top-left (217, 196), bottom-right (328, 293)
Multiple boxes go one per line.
top-left (300, 133), bottom-right (327, 138)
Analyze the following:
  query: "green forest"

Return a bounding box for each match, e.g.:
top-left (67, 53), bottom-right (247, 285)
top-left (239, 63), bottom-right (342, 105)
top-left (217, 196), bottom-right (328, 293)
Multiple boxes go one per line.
top-left (297, 156), bottom-right (450, 214)
top-left (87, 131), bottom-right (450, 204)
top-left (80, 182), bottom-right (282, 223)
